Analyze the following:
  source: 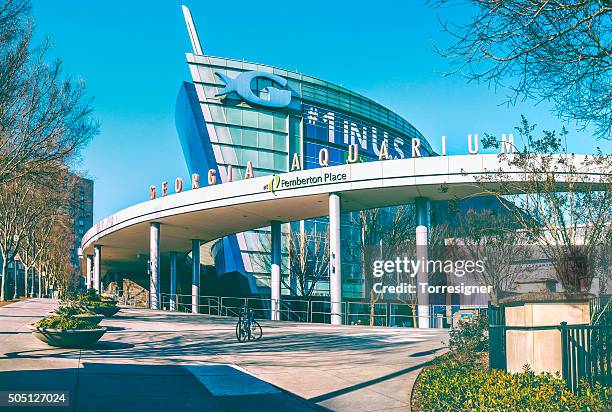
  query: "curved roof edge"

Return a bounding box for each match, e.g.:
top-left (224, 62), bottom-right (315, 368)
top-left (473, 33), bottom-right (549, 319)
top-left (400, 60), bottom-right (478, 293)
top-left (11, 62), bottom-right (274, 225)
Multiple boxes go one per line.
top-left (187, 53), bottom-right (435, 155)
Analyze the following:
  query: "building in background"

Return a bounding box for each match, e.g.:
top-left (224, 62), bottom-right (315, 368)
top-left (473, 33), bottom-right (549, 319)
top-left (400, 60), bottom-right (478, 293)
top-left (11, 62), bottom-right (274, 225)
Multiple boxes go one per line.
top-left (72, 176), bottom-right (94, 287)
top-left (175, 7), bottom-right (435, 299)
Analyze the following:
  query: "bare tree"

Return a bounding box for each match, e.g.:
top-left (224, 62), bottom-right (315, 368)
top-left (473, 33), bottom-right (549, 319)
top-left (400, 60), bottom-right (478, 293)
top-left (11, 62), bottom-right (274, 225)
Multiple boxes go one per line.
top-left (34, 217), bottom-right (73, 298)
top-left (592, 228), bottom-right (612, 294)
top-left (447, 209), bottom-right (535, 304)
top-left (17, 174), bottom-right (70, 297)
top-left (431, 0), bottom-right (612, 139)
top-left (352, 206), bottom-right (418, 326)
top-left (285, 229), bottom-right (329, 296)
top-left (0, 0), bottom-right (97, 185)
top-left (477, 119), bottom-right (612, 293)
top-left (0, 177), bottom-right (33, 300)
top-left (257, 227), bottom-right (329, 297)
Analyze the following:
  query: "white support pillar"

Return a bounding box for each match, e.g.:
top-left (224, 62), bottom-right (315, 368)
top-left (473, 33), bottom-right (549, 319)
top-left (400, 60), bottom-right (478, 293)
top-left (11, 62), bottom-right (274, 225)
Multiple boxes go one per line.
top-left (191, 239), bottom-right (200, 314)
top-left (86, 255), bottom-right (93, 290)
top-left (169, 251), bottom-right (177, 311)
top-left (415, 197), bottom-right (430, 328)
top-left (329, 193), bottom-right (342, 325)
top-left (93, 245), bottom-right (102, 293)
top-left (149, 222), bottom-right (161, 310)
top-left (270, 221), bottom-right (281, 321)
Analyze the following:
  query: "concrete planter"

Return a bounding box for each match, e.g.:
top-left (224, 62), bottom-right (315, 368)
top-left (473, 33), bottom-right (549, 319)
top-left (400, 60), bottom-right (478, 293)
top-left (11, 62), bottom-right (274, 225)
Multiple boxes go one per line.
top-left (74, 314), bottom-right (104, 325)
top-left (500, 293), bottom-right (591, 375)
top-left (29, 326), bottom-right (106, 348)
top-left (88, 305), bottom-right (120, 317)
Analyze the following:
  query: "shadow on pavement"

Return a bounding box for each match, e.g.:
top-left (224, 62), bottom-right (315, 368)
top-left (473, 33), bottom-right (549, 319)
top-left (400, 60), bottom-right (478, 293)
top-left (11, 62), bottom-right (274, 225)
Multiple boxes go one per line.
top-left (308, 360), bottom-right (433, 403)
top-left (3, 329), bottom-right (422, 369)
top-left (409, 347), bottom-right (444, 357)
top-left (0, 362), bottom-right (321, 412)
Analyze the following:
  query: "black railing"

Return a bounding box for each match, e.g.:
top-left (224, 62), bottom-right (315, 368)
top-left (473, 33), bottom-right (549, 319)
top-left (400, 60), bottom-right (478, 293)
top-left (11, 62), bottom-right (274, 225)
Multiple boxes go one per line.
top-left (560, 322), bottom-right (611, 393)
top-left (590, 294), bottom-right (611, 326)
top-left (487, 303), bottom-right (507, 371)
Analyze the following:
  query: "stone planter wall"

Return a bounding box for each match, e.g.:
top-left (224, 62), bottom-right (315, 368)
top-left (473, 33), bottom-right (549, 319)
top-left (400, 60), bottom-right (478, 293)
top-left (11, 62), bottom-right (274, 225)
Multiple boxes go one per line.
top-left (504, 301), bottom-right (590, 374)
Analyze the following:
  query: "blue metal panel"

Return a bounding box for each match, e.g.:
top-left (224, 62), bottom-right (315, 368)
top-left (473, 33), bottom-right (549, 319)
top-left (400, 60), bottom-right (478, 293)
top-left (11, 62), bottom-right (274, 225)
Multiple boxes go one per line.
top-left (175, 82), bottom-right (251, 292)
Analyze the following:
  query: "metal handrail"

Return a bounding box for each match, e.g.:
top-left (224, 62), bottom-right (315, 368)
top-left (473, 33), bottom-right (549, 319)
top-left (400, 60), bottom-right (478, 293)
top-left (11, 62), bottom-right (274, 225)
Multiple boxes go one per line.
top-left (154, 292), bottom-right (486, 328)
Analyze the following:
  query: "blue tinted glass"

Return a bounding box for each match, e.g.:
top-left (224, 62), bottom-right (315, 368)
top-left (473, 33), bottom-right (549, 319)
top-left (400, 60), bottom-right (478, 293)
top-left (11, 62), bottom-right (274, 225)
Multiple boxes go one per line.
top-left (302, 103), bottom-right (430, 160)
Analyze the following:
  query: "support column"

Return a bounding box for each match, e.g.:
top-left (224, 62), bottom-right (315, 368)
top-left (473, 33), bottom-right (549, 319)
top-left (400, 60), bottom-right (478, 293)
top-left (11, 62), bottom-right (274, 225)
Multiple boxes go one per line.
top-left (191, 239), bottom-right (200, 314)
top-left (329, 193), bottom-right (342, 325)
top-left (116, 273), bottom-right (123, 294)
top-left (86, 255), bottom-right (93, 290)
top-left (149, 222), bottom-right (160, 310)
top-left (93, 245), bottom-right (102, 293)
top-left (270, 221), bottom-right (281, 321)
top-left (415, 197), bottom-right (430, 329)
top-left (169, 251), bottom-right (177, 311)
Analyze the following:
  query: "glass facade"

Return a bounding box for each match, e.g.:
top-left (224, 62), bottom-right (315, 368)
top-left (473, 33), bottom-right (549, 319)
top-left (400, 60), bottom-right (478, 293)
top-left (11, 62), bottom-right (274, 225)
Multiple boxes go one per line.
top-left (176, 53), bottom-right (435, 297)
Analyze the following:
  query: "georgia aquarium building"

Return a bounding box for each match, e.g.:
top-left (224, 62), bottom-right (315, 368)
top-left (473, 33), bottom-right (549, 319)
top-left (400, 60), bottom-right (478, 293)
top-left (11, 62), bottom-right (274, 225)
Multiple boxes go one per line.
top-left (175, 7), bottom-right (437, 300)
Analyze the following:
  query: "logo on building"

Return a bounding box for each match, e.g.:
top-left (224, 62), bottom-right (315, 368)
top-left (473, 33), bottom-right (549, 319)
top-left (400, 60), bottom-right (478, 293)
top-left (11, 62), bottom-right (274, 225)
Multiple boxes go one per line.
top-left (264, 175), bottom-right (281, 193)
top-left (215, 71), bottom-right (292, 108)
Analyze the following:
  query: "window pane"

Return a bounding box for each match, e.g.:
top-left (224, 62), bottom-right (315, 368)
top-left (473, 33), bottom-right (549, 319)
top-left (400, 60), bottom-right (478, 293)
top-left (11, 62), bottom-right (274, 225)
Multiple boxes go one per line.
top-left (274, 135), bottom-right (288, 152)
top-left (242, 129), bottom-right (257, 147)
top-left (274, 153), bottom-right (286, 171)
top-left (259, 152), bottom-right (273, 170)
top-left (226, 107), bottom-right (241, 125)
top-left (273, 113), bottom-right (287, 132)
top-left (258, 132), bottom-right (273, 150)
top-left (243, 110), bottom-right (257, 128)
top-left (258, 112), bottom-right (273, 130)
top-left (215, 126), bottom-right (232, 144)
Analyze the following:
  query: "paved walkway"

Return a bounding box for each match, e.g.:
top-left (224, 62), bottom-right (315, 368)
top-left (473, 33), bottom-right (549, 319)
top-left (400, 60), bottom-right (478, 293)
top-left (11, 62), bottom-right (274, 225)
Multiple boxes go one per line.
top-left (0, 299), bottom-right (448, 411)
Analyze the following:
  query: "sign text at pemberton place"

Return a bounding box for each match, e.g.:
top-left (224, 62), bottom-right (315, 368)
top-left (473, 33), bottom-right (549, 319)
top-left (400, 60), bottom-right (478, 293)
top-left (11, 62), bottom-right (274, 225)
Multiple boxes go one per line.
top-left (148, 134), bottom-right (516, 200)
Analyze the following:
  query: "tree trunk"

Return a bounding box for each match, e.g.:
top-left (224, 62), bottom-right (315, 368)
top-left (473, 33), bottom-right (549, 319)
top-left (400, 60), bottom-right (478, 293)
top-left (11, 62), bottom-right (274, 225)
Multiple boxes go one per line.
top-left (37, 270), bottom-right (42, 298)
top-left (30, 268), bottom-right (35, 297)
top-left (24, 265), bottom-right (29, 299)
top-left (369, 289), bottom-right (376, 326)
top-left (445, 273), bottom-right (452, 326)
top-left (12, 260), bottom-right (18, 299)
top-left (0, 259), bottom-right (6, 301)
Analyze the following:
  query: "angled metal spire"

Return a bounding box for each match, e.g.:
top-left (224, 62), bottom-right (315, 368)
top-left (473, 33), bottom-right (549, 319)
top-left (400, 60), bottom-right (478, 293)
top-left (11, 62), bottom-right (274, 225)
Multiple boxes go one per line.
top-left (181, 5), bottom-right (203, 55)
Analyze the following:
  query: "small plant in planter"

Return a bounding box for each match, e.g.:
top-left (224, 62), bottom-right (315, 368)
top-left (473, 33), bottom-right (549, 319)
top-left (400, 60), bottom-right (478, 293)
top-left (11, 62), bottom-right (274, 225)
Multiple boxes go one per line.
top-left (54, 304), bottom-right (104, 325)
top-left (87, 302), bottom-right (120, 317)
top-left (78, 289), bottom-right (120, 317)
top-left (30, 315), bottom-right (106, 348)
top-left (100, 295), bottom-right (118, 305)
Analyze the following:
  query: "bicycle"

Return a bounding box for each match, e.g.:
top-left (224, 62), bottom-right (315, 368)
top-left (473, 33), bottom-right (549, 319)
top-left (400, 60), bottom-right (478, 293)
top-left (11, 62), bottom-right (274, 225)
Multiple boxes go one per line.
top-left (235, 307), bottom-right (262, 342)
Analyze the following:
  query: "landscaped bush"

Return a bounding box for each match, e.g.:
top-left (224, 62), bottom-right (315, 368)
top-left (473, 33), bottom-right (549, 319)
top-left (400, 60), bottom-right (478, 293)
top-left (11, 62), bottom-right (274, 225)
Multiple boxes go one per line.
top-left (448, 312), bottom-right (488, 362)
top-left (78, 288), bottom-right (103, 303)
top-left (54, 305), bottom-right (95, 317)
top-left (35, 315), bottom-right (100, 330)
top-left (412, 358), bottom-right (611, 411)
top-left (78, 289), bottom-right (117, 306)
top-left (87, 301), bottom-right (116, 308)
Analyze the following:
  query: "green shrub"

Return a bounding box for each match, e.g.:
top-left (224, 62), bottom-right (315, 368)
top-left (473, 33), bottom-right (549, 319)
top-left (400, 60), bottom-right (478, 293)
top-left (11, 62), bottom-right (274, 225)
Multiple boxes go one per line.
top-left (35, 315), bottom-right (99, 330)
top-left (77, 290), bottom-right (117, 307)
top-left (54, 305), bottom-right (95, 317)
top-left (78, 288), bottom-right (102, 303)
top-left (449, 312), bottom-right (488, 360)
top-left (87, 301), bottom-right (116, 309)
top-left (412, 358), bottom-right (611, 411)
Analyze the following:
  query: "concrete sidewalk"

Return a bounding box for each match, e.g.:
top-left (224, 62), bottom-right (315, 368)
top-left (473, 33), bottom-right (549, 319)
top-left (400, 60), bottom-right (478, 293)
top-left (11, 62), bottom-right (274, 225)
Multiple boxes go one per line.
top-left (0, 299), bottom-right (447, 411)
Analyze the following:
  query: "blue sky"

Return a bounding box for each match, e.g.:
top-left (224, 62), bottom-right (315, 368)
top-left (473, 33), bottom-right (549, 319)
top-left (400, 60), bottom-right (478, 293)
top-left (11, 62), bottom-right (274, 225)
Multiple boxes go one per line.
top-left (31, 0), bottom-right (612, 221)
